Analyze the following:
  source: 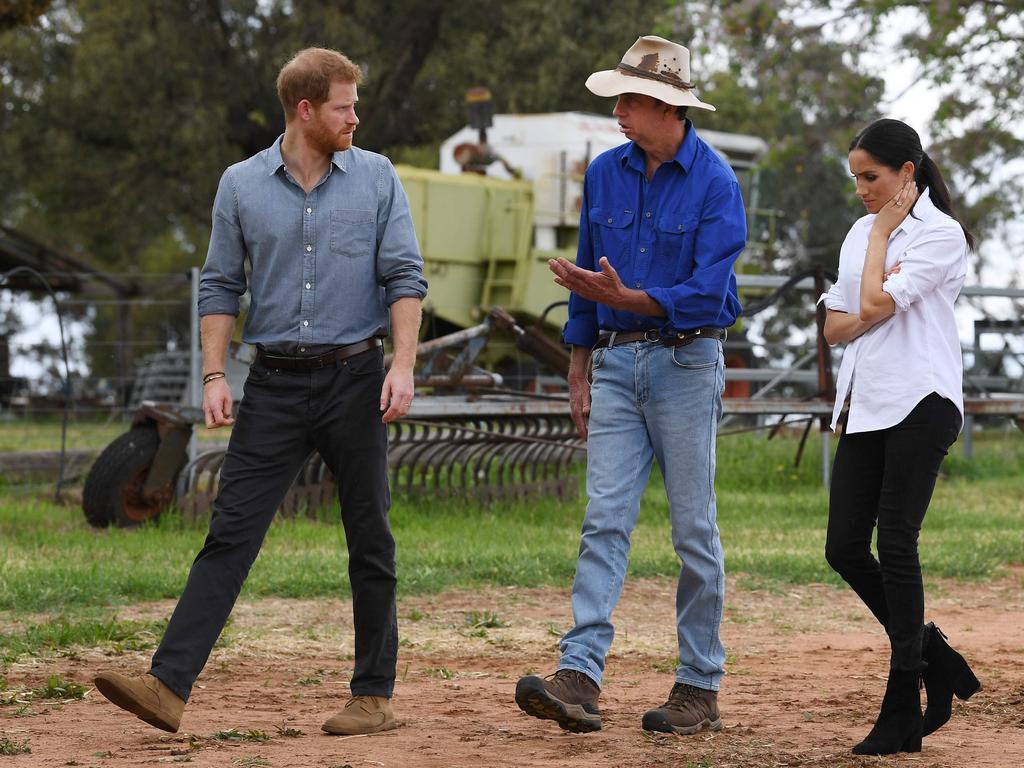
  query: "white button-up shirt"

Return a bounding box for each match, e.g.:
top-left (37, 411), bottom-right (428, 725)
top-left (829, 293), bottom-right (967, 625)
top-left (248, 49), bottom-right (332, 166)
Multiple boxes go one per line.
top-left (820, 188), bottom-right (967, 433)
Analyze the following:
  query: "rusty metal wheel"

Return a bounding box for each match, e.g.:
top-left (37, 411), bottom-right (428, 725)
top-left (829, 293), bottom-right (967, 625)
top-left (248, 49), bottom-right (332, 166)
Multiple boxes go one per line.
top-left (82, 423), bottom-right (167, 527)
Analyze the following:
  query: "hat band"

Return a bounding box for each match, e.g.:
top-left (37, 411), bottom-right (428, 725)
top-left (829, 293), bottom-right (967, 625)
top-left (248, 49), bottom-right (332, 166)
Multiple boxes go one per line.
top-left (616, 63), bottom-right (693, 91)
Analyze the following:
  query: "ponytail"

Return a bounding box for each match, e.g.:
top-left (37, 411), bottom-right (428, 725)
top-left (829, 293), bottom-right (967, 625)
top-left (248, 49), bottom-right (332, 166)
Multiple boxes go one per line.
top-left (851, 119), bottom-right (976, 250)
top-left (917, 152), bottom-right (976, 250)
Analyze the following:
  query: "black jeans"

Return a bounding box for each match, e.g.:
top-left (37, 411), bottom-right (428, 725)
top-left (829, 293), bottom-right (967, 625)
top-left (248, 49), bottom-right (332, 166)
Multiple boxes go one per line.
top-left (149, 347), bottom-right (397, 701)
top-left (825, 392), bottom-right (961, 672)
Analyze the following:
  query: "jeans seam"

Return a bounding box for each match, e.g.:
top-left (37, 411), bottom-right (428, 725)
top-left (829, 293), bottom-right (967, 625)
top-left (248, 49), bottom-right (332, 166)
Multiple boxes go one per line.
top-left (697, 355), bottom-right (724, 686)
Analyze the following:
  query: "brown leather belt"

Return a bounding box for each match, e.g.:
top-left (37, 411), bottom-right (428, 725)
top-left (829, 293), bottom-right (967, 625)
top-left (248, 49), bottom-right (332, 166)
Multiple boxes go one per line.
top-left (255, 338), bottom-right (382, 370)
top-left (593, 327), bottom-right (726, 349)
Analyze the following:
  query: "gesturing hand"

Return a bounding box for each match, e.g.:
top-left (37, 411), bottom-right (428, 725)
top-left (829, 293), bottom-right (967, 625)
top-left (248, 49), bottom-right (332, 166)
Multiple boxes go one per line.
top-left (549, 256), bottom-right (627, 309)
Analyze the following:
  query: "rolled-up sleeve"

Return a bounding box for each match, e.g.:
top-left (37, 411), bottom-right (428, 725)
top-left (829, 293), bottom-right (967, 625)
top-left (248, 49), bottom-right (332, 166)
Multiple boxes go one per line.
top-left (198, 168), bottom-right (247, 317)
top-left (819, 281), bottom-right (848, 312)
top-left (882, 225), bottom-right (966, 312)
top-left (376, 161), bottom-right (427, 305)
top-left (644, 177), bottom-right (746, 331)
top-left (562, 177), bottom-right (599, 347)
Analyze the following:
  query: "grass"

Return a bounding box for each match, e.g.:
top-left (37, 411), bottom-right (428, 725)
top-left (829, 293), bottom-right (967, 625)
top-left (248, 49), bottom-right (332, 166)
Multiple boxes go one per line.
top-left (0, 416), bottom-right (229, 453)
top-left (0, 736), bottom-right (31, 755)
top-left (0, 616), bottom-right (167, 665)
top-left (0, 431), bottom-right (1021, 634)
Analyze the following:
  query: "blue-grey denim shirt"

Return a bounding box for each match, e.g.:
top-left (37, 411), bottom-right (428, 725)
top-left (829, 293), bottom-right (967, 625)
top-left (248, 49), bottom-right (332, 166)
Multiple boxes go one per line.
top-left (198, 136), bottom-right (427, 347)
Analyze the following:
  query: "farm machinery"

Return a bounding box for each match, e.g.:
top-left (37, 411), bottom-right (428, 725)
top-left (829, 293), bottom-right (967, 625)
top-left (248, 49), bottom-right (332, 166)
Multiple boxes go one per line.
top-left (81, 111), bottom-right (774, 527)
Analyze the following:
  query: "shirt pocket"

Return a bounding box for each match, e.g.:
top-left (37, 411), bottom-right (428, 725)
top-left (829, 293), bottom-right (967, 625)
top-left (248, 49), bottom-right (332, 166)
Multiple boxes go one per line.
top-left (656, 213), bottom-right (699, 259)
top-left (330, 208), bottom-right (376, 258)
top-left (590, 207), bottom-right (635, 261)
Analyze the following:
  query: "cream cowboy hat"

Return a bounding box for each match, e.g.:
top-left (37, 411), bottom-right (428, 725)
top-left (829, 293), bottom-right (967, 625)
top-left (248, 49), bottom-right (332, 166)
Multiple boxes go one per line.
top-left (585, 35), bottom-right (715, 112)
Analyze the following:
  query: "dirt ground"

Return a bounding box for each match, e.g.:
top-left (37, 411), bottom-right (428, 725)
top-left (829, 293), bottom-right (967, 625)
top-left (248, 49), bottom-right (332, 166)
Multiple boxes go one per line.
top-left (3, 570), bottom-right (1023, 768)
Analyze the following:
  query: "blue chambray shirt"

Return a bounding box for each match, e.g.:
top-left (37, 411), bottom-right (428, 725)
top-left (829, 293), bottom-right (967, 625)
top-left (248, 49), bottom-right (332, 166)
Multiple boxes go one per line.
top-left (198, 136), bottom-right (427, 348)
top-left (563, 120), bottom-right (746, 348)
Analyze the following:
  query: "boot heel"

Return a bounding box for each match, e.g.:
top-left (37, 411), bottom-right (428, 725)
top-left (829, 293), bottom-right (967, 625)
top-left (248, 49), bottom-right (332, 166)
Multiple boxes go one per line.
top-left (953, 668), bottom-right (981, 700)
top-left (901, 732), bottom-right (922, 753)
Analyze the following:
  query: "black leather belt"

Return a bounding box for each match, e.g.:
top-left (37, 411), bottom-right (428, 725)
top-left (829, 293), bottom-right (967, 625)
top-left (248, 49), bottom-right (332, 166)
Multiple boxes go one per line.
top-left (593, 327), bottom-right (726, 349)
top-left (255, 338), bottom-right (382, 370)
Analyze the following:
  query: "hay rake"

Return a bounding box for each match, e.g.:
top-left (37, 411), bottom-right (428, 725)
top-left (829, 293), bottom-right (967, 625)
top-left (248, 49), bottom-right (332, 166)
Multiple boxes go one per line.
top-left (82, 310), bottom-right (582, 527)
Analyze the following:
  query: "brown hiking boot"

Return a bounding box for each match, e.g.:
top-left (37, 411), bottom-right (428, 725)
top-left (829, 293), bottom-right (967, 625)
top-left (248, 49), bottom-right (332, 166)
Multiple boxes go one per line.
top-left (642, 683), bottom-right (722, 735)
top-left (93, 671), bottom-right (185, 733)
top-left (321, 696), bottom-right (399, 735)
top-left (515, 669), bottom-right (602, 733)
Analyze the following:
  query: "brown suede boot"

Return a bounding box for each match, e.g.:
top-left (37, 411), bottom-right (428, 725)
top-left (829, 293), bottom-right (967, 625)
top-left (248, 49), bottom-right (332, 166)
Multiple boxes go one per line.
top-left (642, 683), bottom-right (722, 735)
top-left (321, 696), bottom-right (399, 735)
top-left (514, 669), bottom-right (602, 733)
top-left (93, 671), bottom-right (185, 733)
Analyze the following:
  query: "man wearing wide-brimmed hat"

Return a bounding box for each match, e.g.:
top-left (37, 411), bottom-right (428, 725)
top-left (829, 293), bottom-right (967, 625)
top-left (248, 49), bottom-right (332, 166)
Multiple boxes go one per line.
top-left (515, 36), bottom-right (746, 736)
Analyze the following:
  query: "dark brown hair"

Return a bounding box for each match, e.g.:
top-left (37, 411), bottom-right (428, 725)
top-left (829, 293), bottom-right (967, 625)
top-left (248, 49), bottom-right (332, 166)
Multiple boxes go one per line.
top-left (850, 118), bottom-right (975, 249)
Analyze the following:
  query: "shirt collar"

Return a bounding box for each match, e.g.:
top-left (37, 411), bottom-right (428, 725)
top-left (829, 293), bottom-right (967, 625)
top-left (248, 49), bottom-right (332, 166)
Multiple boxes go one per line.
top-left (897, 185), bottom-right (934, 236)
top-left (265, 134), bottom-right (350, 176)
top-left (861, 185), bottom-right (936, 238)
top-left (622, 118), bottom-right (698, 175)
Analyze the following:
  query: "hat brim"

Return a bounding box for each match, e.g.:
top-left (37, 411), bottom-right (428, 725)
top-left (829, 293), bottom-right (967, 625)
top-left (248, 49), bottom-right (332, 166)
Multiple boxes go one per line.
top-left (585, 70), bottom-right (716, 111)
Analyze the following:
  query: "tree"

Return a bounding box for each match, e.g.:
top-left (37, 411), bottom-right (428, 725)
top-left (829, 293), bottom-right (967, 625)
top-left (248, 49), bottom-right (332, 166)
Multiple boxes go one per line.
top-left (805, 0), bottom-right (1024, 249)
top-left (0, 0), bottom-right (52, 30)
top-left (658, 2), bottom-right (885, 349)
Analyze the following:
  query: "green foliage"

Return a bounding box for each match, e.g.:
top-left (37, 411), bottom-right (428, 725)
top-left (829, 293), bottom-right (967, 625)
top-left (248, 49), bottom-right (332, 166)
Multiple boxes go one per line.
top-left (0, 615), bottom-right (167, 665)
top-left (807, 0), bottom-right (1024, 246)
top-left (463, 610), bottom-right (509, 629)
top-left (30, 674), bottom-right (88, 700)
top-left (0, 736), bottom-right (31, 755)
top-left (210, 728), bottom-right (271, 743)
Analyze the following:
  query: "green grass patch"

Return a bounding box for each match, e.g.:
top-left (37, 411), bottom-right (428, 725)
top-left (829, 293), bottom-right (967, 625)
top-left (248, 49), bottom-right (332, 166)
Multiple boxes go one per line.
top-left (0, 417), bottom-right (230, 453)
top-left (30, 674), bottom-right (88, 700)
top-left (0, 736), bottom-right (31, 755)
top-left (0, 432), bottom-right (1020, 621)
top-left (210, 728), bottom-right (272, 743)
top-left (0, 616), bottom-right (167, 665)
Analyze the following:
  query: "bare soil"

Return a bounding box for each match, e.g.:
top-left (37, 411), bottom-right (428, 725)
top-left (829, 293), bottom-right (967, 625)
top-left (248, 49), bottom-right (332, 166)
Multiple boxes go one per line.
top-left (3, 571), bottom-right (1023, 768)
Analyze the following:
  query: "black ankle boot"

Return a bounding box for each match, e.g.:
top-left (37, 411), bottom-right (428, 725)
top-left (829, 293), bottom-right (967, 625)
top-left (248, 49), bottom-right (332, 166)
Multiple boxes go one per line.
top-left (852, 668), bottom-right (923, 755)
top-left (921, 622), bottom-right (982, 736)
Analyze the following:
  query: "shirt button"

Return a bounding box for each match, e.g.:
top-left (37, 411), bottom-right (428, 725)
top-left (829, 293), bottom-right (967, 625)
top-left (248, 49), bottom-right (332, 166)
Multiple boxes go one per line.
top-left (305, 244), bottom-right (312, 252)
top-left (299, 347), bottom-right (306, 353)
top-left (305, 282), bottom-right (312, 289)
top-left (306, 207), bottom-right (312, 214)
top-left (607, 217), bottom-right (613, 224)
top-left (640, 247), bottom-right (647, 253)
top-left (302, 320), bottom-right (309, 327)
top-left (645, 211), bottom-right (651, 218)
top-left (635, 282), bottom-right (641, 288)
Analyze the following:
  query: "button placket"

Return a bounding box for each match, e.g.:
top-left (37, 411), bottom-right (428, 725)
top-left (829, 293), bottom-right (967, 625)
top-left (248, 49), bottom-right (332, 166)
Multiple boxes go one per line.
top-left (299, 190), bottom-right (317, 342)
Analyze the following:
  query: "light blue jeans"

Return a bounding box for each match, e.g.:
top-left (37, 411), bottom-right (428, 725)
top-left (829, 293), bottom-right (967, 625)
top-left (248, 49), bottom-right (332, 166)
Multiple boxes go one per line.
top-left (558, 337), bottom-right (726, 691)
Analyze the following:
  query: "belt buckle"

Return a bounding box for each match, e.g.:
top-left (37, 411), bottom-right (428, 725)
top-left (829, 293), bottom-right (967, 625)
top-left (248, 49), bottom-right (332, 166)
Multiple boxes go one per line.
top-left (644, 329), bottom-right (661, 343)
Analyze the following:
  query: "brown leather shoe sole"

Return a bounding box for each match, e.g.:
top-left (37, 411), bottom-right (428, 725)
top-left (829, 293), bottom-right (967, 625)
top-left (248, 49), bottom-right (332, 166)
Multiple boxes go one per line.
top-left (93, 675), bottom-right (179, 733)
top-left (514, 676), bottom-right (602, 733)
top-left (641, 709), bottom-right (723, 735)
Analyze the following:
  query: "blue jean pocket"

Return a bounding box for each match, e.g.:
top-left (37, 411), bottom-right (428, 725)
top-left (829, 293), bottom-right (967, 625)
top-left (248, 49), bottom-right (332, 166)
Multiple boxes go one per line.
top-left (669, 338), bottom-right (719, 370)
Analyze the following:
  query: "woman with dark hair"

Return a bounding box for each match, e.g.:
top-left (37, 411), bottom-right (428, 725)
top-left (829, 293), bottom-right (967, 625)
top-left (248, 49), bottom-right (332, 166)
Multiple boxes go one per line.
top-left (819, 118), bottom-right (981, 756)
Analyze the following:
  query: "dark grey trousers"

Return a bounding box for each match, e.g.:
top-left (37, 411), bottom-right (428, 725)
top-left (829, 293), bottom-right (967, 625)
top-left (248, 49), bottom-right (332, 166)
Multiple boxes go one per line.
top-left (149, 347), bottom-right (396, 701)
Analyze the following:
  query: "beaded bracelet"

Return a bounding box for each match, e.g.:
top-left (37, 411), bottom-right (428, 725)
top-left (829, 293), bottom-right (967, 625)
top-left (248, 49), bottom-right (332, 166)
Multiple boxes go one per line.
top-left (202, 371), bottom-right (226, 385)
